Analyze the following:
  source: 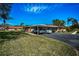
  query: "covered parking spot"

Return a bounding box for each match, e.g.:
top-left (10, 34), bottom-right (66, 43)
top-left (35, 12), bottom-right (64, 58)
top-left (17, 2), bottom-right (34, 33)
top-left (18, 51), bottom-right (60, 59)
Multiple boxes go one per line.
top-left (24, 25), bottom-right (65, 34)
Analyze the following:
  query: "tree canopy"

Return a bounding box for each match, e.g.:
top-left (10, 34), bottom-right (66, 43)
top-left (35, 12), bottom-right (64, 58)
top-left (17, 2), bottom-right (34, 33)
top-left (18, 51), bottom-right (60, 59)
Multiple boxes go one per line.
top-left (67, 17), bottom-right (79, 28)
top-left (52, 19), bottom-right (65, 26)
top-left (0, 3), bottom-right (12, 27)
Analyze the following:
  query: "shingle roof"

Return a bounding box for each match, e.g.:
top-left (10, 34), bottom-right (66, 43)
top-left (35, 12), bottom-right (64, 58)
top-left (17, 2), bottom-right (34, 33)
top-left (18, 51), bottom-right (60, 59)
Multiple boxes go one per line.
top-left (8, 26), bottom-right (23, 29)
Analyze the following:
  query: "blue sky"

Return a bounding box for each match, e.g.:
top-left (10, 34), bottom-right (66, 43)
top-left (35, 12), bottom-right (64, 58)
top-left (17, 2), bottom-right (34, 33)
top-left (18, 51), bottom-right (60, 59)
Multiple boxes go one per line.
top-left (1, 3), bottom-right (79, 26)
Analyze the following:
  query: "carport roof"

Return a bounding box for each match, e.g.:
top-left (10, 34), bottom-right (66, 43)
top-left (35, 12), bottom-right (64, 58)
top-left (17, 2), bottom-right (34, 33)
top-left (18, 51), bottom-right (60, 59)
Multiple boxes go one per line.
top-left (25, 24), bottom-right (64, 28)
top-left (31, 25), bottom-right (63, 28)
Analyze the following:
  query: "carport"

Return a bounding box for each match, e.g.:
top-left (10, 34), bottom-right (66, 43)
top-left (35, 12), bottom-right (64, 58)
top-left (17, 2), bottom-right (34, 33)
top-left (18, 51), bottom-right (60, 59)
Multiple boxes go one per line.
top-left (25, 25), bottom-right (64, 34)
top-left (31, 25), bottom-right (60, 34)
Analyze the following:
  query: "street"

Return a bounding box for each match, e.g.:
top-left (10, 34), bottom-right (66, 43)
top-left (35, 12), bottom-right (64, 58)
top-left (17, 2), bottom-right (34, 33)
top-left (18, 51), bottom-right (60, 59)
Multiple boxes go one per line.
top-left (42, 33), bottom-right (79, 50)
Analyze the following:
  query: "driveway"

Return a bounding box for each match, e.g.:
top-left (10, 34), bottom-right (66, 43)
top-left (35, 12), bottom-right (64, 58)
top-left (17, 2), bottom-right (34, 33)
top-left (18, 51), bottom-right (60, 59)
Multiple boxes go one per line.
top-left (42, 33), bottom-right (79, 50)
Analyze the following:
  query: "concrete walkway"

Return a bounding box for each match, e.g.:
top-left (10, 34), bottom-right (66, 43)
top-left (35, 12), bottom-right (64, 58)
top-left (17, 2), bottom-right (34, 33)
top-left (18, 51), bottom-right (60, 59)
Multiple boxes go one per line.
top-left (43, 33), bottom-right (79, 50)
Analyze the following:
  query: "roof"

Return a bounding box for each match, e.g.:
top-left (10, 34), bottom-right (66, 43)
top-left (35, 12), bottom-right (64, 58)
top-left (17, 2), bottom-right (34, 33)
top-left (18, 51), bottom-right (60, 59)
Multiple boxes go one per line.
top-left (7, 26), bottom-right (24, 29)
top-left (31, 24), bottom-right (60, 28)
top-left (46, 25), bottom-right (58, 27)
top-left (7, 25), bottom-right (64, 29)
top-left (24, 24), bottom-right (64, 28)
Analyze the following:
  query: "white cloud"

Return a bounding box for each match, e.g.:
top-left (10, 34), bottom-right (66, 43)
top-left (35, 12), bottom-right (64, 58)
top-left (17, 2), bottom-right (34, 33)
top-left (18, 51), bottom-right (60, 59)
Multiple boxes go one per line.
top-left (24, 6), bottom-right (47, 13)
top-left (23, 4), bottom-right (63, 13)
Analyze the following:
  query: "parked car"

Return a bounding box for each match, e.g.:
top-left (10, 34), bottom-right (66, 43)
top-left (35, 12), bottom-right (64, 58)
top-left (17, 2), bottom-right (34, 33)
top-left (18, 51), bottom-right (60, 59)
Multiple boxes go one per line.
top-left (39, 30), bottom-right (46, 34)
top-left (32, 30), bottom-right (52, 34)
top-left (32, 30), bottom-right (45, 34)
top-left (46, 30), bottom-right (52, 34)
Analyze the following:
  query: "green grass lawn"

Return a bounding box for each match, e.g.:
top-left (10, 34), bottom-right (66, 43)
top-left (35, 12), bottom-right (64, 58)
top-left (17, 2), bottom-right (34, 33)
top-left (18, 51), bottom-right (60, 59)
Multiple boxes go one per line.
top-left (0, 32), bottom-right (78, 56)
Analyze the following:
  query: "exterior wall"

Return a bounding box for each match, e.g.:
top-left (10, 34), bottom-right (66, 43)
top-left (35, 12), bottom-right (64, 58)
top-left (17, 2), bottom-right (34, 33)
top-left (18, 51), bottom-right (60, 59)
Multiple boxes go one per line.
top-left (8, 28), bottom-right (23, 31)
top-left (6, 26), bottom-right (24, 32)
top-left (25, 27), bottom-right (34, 32)
top-left (8, 29), bottom-right (15, 31)
top-left (55, 28), bottom-right (66, 32)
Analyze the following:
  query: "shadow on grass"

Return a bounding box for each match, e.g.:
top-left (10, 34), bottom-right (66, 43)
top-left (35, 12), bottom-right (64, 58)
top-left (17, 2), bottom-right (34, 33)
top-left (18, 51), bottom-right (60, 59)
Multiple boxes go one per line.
top-left (0, 31), bottom-right (24, 43)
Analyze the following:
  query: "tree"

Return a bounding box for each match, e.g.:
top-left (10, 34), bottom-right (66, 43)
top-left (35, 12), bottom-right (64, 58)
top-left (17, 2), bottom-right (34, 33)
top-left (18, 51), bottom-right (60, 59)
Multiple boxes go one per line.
top-left (0, 3), bottom-right (12, 29)
top-left (67, 18), bottom-right (79, 29)
top-left (20, 22), bottom-right (24, 26)
top-left (52, 19), bottom-right (65, 26)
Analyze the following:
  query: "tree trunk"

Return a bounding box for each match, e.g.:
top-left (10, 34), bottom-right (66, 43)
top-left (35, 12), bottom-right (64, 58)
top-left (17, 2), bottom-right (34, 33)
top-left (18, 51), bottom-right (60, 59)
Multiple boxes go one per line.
top-left (3, 19), bottom-right (6, 30)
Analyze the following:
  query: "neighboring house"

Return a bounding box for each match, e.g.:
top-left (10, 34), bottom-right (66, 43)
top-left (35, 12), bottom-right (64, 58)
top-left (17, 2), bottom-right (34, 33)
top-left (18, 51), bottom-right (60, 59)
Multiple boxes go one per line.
top-left (0, 26), bottom-right (5, 30)
top-left (6, 26), bottom-right (24, 31)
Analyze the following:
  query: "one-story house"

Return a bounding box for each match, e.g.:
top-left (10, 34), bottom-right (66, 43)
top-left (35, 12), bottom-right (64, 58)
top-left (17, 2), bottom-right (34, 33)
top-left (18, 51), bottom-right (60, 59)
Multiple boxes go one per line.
top-left (24, 24), bottom-right (66, 33)
top-left (6, 26), bottom-right (24, 31)
top-left (0, 26), bottom-right (5, 30)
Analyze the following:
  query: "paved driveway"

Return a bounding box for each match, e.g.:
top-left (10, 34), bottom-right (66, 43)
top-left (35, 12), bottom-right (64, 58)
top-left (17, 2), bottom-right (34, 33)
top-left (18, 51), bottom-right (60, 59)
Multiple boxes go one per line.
top-left (42, 33), bottom-right (79, 50)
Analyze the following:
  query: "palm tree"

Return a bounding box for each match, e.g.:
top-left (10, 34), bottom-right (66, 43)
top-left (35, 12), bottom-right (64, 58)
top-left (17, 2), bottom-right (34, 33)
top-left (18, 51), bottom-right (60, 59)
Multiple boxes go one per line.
top-left (0, 3), bottom-right (12, 29)
top-left (52, 19), bottom-right (65, 26)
